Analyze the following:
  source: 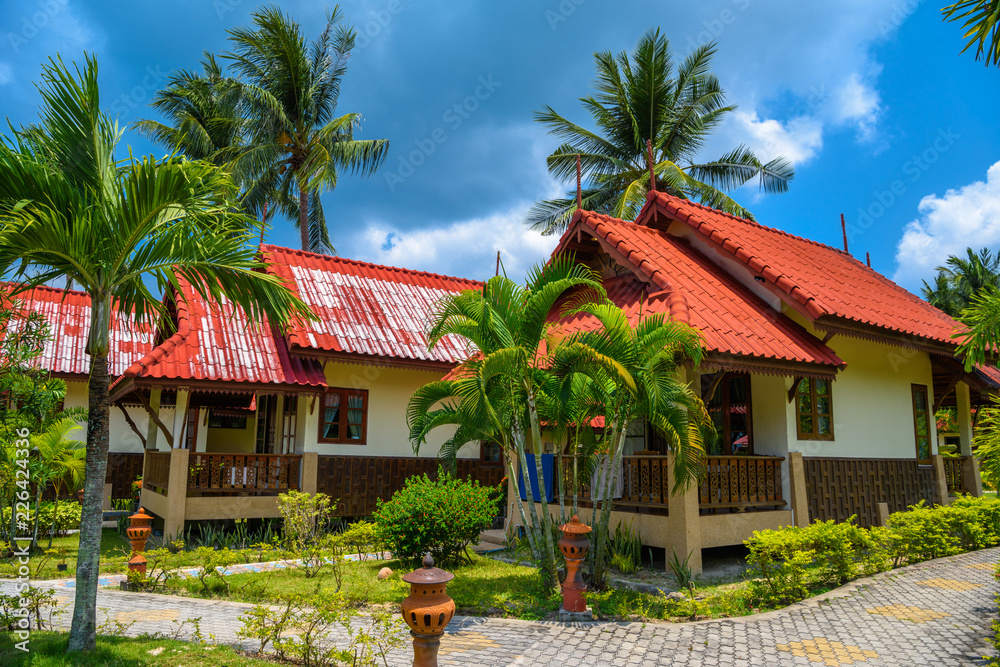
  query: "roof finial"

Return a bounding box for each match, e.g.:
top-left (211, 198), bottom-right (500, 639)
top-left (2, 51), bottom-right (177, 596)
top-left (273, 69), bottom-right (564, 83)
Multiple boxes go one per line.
top-left (840, 213), bottom-right (849, 254)
top-left (866, 251), bottom-right (871, 268)
top-left (575, 154), bottom-right (582, 210)
top-left (646, 139), bottom-right (656, 194)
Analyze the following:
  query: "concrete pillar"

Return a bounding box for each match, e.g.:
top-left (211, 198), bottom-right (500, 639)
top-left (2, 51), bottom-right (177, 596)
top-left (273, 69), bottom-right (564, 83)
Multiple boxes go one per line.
top-left (295, 394), bottom-right (313, 455)
top-left (666, 453), bottom-right (703, 576)
top-left (145, 388), bottom-right (162, 451)
top-left (301, 452), bottom-right (319, 494)
top-left (163, 448), bottom-right (190, 541)
top-left (787, 452), bottom-right (810, 528)
top-left (172, 389), bottom-right (190, 449)
top-left (955, 383), bottom-right (974, 456)
top-left (931, 454), bottom-right (950, 506)
top-left (876, 502), bottom-right (890, 527)
top-left (961, 455), bottom-right (984, 497)
top-left (194, 408), bottom-right (209, 453)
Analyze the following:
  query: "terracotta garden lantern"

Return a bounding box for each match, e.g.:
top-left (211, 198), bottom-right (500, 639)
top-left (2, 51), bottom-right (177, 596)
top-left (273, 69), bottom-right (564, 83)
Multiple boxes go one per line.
top-left (400, 553), bottom-right (456, 667)
top-left (558, 515), bottom-right (592, 613)
top-left (125, 507), bottom-right (153, 575)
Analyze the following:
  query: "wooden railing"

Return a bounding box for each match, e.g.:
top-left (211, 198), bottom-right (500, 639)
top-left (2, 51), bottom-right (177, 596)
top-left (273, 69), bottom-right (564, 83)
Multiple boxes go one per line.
top-left (187, 453), bottom-right (300, 495)
top-left (699, 455), bottom-right (785, 509)
top-left (106, 452), bottom-right (145, 500)
top-left (143, 451), bottom-right (171, 494)
top-left (316, 455), bottom-right (504, 516)
top-left (943, 456), bottom-right (968, 494)
top-left (557, 454), bottom-right (785, 512)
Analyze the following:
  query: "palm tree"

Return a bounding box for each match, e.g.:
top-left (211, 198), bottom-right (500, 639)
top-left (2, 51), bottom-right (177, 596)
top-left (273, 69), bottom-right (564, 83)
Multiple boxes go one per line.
top-left (408, 258), bottom-right (610, 588)
top-left (549, 303), bottom-right (714, 583)
top-left (32, 418), bottom-right (85, 549)
top-left (943, 1), bottom-right (1000, 67)
top-left (922, 247), bottom-right (1000, 316)
top-left (527, 29), bottom-right (794, 235)
top-left (0, 54), bottom-right (311, 652)
top-left (223, 4), bottom-right (389, 252)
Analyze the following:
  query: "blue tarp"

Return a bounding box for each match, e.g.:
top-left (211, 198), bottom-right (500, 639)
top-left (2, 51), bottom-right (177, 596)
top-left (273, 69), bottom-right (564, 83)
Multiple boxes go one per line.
top-left (517, 454), bottom-right (554, 502)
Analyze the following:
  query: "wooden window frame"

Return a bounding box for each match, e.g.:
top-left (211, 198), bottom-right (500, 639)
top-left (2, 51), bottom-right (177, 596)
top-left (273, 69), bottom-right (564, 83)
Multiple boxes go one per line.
top-left (704, 372), bottom-right (754, 455)
top-left (318, 388), bottom-right (369, 445)
top-left (795, 378), bottom-right (835, 441)
top-left (480, 441), bottom-right (503, 467)
top-left (912, 383), bottom-right (933, 464)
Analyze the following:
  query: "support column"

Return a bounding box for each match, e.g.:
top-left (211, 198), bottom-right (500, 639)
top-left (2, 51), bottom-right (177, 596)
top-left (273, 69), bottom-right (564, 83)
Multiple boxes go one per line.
top-left (666, 453), bottom-right (703, 576)
top-left (787, 452), bottom-right (810, 528)
top-left (194, 408), bottom-right (209, 453)
top-left (163, 448), bottom-right (190, 542)
top-left (961, 455), bottom-right (984, 497)
top-left (172, 389), bottom-right (190, 449)
top-left (301, 452), bottom-right (319, 494)
top-left (956, 383), bottom-right (974, 456)
top-left (931, 454), bottom-right (950, 506)
top-left (145, 388), bottom-right (162, 451)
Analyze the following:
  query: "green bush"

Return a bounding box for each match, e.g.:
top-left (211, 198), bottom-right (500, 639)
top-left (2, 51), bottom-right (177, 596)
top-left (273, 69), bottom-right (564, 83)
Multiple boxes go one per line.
top-left (372, 471), bottom-right (499, 565)
top-left (1, 501), bottom-right (81, 535)
top-left (744, 495), bottom-right (1000, 608)
top-left (989, 563), bottom-right (1000, 667)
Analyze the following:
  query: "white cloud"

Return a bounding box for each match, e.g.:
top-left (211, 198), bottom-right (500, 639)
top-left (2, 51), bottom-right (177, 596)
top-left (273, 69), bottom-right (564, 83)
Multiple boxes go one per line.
top-left (347, 204), bottom-right (561, 283)
top-left (1, 1), bottom-right (102, 86)
top-left (733, 111), bottom-right (824, 165)
top-left (0, 63), bottom-right (11, 85)
top-left (893, 161), bottom-right (1000, 287)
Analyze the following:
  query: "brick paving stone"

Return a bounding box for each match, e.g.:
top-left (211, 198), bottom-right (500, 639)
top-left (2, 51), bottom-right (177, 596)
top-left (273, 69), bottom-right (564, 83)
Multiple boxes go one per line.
top-left (2, 547), bottom-right (998, 665)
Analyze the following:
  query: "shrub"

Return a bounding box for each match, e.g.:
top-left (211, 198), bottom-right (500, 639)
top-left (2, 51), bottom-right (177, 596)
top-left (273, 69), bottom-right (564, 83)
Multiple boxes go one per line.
top-left (989, 563), bottom-right (1000, 667)
top-left (373, 471), bottom-right (499, 565)
top-left (885, 501), bottom-right (964, 566)
top-left (277, 490), bottom-right (335, 550)
top-left (2, 501), bottom-right (81, 535)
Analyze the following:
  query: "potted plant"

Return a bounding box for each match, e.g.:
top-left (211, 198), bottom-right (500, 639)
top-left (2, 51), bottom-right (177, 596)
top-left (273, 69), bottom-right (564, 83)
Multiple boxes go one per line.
top-left (56, 548), bottom-right (68, 572)
top-left (131, 476), bottom-right (143, 512)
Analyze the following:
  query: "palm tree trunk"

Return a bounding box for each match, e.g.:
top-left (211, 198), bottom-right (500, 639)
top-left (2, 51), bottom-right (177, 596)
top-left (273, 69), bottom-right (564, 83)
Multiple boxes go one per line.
top-left (30, 482), bottom-right (43, 551)
top-left (67, 353), bottom-right (110, 652)
top-left (556, 446), bottom-right (567, 526)
top-left (593, 426), bottom-right (628, 585)
top-left (48, 484), bottom-right (60, 549)
top-left (298, 178), bottom-right (310, 252)
top-left (513, 428), bottom-right (542, 560)
top-left (526, 392), bottom-right (559, 588)
top-left (505, 447), bottom-right (536, 555)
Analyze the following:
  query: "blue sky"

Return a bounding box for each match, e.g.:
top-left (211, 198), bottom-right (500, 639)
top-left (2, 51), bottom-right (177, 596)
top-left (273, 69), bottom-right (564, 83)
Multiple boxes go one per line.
top-left (1, 0), bottom-right (998, 290)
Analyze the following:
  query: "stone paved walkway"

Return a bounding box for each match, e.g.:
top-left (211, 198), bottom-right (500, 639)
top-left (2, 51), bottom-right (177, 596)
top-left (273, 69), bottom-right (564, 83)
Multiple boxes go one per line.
top-left (3, 548), bottom-right (998, 666)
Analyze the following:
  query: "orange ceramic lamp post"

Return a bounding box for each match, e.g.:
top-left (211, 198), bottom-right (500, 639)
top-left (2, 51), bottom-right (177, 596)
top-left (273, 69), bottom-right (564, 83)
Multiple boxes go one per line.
top-left (401, 554), bottom-right (456, 667)
top-left (558, 515), bottom-right (592, 613)
top-left (126, 507), bottom-right (153, 575)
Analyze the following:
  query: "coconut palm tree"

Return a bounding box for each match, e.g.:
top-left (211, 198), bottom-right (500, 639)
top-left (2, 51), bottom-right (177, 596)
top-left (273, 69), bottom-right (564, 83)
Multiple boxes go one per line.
top-left (407, 257), bottom-right (611, 588)
top-left (0, 54), bottom-right (311, 652)
top-left (527, 29), bottom-right (794, 235)
top-left (223, 4), bottom-right (389, 252)
top-left (943, 0), bottom-right (1000, 67)
top-left (922, 247), bottom-right (1000, 316)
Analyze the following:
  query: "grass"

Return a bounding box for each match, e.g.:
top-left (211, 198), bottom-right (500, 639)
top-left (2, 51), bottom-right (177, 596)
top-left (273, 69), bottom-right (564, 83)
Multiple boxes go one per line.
top-left (0, 529), bottom-right (131, 579)
top-left (0, 532), bottom-right (293, 580)
top-left (159, 552), bottom-right (754, 622)
top-left (0, 631), bottom-right (282, 666)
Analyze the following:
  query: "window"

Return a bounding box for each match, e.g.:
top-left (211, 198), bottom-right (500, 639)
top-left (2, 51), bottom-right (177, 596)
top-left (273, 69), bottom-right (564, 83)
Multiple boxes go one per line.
top-left (912, 384), bottom-right (932, 464)
top-left (318, 388), bottom-right (368, 444)
top-left (702, 372), bottom-right (753, 455)
top-left (796, 378), bottom-right (834, 440)
top-left (480, 441), bottom-right (503, 466)
top-left (208, 412), bottom-right (248, 429)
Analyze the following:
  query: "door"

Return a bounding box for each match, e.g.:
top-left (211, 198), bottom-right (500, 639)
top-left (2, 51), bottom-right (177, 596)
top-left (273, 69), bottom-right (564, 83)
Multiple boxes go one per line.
top-left (702, 372), bottom-right (753, 455)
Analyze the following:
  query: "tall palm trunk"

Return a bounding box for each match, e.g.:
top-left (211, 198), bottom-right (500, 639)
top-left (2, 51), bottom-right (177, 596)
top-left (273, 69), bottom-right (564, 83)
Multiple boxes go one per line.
top-left (513, 428), bottom-right (542, 560)
top-left (298, 178), bottom-right (310, 251)
top-left (592, 426), bottom-right (628, 585)
top-left (526, 392), bottom-right (559, 588)
top-left (67, 353), bottom-right (110, 652)
top-left (505, 447), bottom-right (536, 556)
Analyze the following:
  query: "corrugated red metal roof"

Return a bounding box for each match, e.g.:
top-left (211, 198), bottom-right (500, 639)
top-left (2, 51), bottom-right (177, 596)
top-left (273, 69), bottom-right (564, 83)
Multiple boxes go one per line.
top-left (555, 211), bottom-right (844, 373)
top-left (4, 284), bottom-right (153, 377)
top-left (122, 277), bottom-right (326, 389)
top-left (646, 192), bottom-right (963, 346)
top-left (261, 245), bottom-right (482, 366)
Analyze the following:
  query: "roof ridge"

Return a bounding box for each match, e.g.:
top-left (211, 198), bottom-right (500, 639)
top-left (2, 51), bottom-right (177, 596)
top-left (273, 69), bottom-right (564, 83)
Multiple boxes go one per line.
top-left (260, 244), bottom-right (483, 288)
top-left (122, 284), bottom-right (194, 379)
top-left (653, 192), bottom-right (852, 257)
top-left (0, 281), bottom-right (91, 299)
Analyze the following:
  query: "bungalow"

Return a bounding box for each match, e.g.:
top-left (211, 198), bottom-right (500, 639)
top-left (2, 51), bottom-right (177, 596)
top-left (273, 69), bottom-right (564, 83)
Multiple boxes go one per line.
top-left (530, 191), bottom-right (992, 573)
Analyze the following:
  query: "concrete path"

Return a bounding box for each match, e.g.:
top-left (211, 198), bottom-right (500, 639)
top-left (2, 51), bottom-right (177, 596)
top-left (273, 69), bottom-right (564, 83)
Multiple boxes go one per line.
top-left (3, 547), bottom-right (998, 666)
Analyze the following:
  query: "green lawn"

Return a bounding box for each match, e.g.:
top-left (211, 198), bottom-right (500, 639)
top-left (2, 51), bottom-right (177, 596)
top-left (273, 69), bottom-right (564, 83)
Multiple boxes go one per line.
top-left (161, 553), bottom-right (751, 622)
top-left (0, 631), bottom-right (282, 666)
top-left (0, 529), bottom-right (131, 579)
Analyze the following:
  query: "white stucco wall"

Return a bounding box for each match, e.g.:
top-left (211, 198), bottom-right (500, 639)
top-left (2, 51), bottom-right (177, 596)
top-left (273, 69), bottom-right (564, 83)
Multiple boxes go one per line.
top-left (302, 360), bottom-right (470, 459)
top-left (64, 380), bottom-right (149, 453)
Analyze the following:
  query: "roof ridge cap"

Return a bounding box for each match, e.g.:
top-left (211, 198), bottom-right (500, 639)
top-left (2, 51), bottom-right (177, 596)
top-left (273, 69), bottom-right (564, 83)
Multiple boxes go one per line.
top-left (122, 286), bottom-right (194, 379)
top-left (261, 244), bottom-right (483, 287)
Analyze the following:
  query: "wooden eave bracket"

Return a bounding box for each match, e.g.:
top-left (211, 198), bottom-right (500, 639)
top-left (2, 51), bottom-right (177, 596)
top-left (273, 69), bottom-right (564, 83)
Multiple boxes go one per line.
top-left (702, 371), bottom-right (725, 402)
top-left (138, 390), bottom-right (174, 449)
top-left (787, 377), bottom-right (803, 403)
top-left (117, 403), bottom-right (147, 448)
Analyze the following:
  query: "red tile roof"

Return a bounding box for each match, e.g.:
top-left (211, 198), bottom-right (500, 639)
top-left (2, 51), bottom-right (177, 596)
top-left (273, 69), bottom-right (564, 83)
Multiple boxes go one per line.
top-left (4, 284), bottom-right (153, 378)
top-left (121, 277), bottom-right (326, 389)
top-left (646, 193), bottom-right (962, 346)
top-left (556, 212), bottom-right (844, 374)
top-left (261, 246), bottom-right (482, 367)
